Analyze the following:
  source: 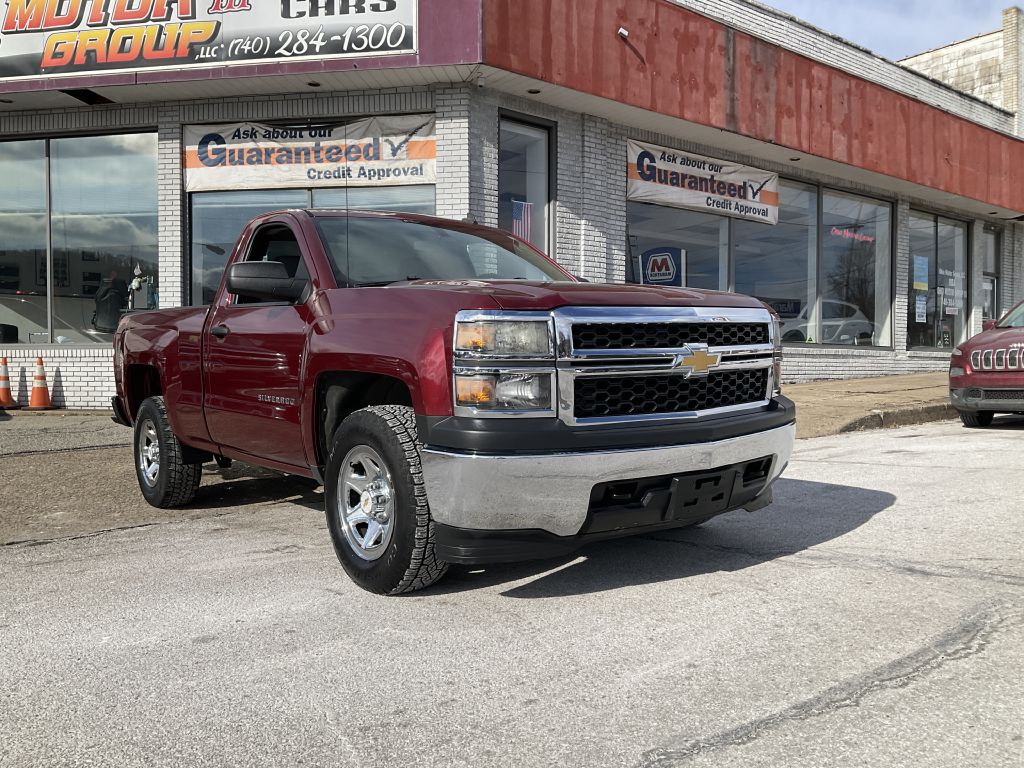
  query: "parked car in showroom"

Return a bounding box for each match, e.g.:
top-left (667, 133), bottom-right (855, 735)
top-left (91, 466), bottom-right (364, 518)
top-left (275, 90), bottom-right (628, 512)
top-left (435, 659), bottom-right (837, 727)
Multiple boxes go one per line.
top-left (780, 299), bottom-right (875, 345)
top-left (112, 210), bottom-right (796, 594)
top-left (949, 299), bottom-right (1024, 427)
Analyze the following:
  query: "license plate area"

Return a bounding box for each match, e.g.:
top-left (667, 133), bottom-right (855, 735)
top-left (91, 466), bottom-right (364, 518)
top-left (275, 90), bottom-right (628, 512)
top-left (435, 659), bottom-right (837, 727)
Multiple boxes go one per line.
top-left (582, 456), bottom-right (774, 534)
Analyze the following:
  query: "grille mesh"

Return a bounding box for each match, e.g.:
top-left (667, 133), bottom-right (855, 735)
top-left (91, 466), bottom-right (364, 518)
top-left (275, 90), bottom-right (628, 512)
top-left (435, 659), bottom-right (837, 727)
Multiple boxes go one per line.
top-left (572, 323), bottom-right (769, 350)
top-left (574, 369), bottom-right (769, 419)
top-left (982, 389), bottom-right (1024, 401)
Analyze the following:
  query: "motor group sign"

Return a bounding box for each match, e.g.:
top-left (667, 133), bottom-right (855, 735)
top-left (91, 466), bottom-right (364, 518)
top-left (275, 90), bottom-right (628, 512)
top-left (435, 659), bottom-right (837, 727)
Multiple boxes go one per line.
top-left (627, 139), bottom-right (779, 225)
top-left (0, 0), bottom-right (417, 80)
top-left (183, 115), bottom-right (436, 192)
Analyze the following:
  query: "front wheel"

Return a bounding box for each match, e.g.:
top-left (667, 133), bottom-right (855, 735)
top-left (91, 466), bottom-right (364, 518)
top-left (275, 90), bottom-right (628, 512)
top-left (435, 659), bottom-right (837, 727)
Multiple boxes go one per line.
top-left (134, 396), bottom-right (201, 508)
top-left (959, 410), bottom-right (994, 428)
top-left (325, 405), bottom-right (448, 595)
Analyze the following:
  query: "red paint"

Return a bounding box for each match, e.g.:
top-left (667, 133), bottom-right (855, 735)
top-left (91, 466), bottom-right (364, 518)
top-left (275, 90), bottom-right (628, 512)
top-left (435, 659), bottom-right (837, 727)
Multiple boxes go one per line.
top-left (484, 0), bottom-right (1024, 212)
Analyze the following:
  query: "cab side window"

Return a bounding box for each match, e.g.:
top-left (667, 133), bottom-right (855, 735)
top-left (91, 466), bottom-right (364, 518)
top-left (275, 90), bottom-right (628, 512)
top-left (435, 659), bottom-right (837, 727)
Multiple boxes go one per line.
top-left (235, 224), bottom-right (309, 305)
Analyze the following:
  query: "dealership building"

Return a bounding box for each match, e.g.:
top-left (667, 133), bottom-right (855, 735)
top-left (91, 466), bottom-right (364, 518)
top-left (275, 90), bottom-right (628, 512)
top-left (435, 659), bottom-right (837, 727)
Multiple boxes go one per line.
top-left (0, 0), bottom-right (1022, 408)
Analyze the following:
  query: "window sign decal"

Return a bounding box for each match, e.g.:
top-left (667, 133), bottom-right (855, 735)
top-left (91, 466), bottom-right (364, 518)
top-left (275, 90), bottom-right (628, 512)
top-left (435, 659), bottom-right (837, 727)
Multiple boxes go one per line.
top-left (640, 247), bottom-right (685, 287)
top-left (0, 0), bottom-right (417, 80)
top-left (627, 139), bottom-right (779, 225)
top-left (913, 255), bottom-right (929, 291)
top-left (183, 115), bottom-right (435, 192)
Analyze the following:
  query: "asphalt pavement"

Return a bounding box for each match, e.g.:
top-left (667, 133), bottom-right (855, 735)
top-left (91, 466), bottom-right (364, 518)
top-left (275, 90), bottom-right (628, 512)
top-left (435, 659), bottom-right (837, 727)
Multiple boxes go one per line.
top-left (1, 414), bottom-right (1022, 767)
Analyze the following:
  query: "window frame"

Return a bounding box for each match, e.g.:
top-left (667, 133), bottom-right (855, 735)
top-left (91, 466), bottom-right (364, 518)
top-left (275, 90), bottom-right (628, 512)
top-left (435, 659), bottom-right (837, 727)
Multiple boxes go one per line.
top-left (907, 208), bottom-right (972, 351)
top-left (497, 111), bottom-right (557, 256)
top-left (982, 225), bottom-right (1001, 322)
top-left (0, 129), bottom-right (158, 346)
top-left (625, 175), bottom-right (897, 349)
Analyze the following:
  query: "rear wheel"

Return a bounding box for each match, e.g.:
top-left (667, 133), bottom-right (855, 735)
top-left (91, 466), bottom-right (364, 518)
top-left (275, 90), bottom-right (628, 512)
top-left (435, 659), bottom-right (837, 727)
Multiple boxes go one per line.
top-left (134, 396), bottom-right (201, 508)
top-left (959, 410), bottom-right (994, 428)
top-left (325, 405), bottom-right (447, 595)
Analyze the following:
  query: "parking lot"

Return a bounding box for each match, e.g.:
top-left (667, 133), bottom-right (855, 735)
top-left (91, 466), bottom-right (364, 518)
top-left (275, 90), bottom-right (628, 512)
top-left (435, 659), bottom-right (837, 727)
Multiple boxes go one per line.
top-left (1, 415), bottom-right (1022, 767)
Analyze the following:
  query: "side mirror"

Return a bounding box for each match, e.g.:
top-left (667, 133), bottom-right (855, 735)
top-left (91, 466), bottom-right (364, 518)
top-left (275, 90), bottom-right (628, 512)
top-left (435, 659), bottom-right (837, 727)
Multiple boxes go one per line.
top-left (983, 319), bottom-right (998, 332)
top-left (226, 261), bottom-right (308, 303)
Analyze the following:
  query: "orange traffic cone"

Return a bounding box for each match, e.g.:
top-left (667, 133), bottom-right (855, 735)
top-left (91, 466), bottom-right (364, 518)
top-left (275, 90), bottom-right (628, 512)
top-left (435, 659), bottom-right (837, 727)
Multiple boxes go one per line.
top-left (26, 357), bottom-right (55, 411)
top-left (0, 356), bottom-right (20, 410)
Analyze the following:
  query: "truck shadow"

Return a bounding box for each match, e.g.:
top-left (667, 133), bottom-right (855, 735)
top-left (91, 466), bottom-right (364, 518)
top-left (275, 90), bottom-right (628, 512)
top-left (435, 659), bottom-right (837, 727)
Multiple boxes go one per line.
top-left (191, 463), bottom-right (323, 512)
top-left (434, 478), bottom-right (895, 598)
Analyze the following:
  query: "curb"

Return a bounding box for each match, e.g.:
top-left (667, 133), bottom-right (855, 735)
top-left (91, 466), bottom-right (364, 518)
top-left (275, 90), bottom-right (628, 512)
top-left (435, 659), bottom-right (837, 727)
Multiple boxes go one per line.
top-left (838, 402), bottom-right (956, 434)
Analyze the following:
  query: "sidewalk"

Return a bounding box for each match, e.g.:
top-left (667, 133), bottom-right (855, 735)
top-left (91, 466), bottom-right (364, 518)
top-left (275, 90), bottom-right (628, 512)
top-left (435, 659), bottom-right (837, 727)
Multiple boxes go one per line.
top-left (785, 371), bottom-right (952, 438)
top-left (0, 372), bottom-right (954, 449)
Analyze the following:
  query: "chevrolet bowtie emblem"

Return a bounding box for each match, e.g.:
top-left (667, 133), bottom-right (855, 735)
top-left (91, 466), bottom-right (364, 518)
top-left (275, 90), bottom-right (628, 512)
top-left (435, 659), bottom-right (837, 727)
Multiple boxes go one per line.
top-left (675, 349), bottom-right (722, 376)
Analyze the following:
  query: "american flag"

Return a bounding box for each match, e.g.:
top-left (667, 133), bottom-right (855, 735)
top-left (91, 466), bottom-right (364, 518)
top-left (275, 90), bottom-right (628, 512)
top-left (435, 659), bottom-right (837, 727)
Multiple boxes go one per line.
top-left (512, 200), bottom-right (532, 241)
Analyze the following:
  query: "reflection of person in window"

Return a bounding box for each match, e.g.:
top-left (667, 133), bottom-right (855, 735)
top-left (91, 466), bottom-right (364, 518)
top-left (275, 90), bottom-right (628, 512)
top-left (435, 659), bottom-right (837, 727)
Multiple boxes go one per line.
top-left (93, 270), bottom-right (129, 333)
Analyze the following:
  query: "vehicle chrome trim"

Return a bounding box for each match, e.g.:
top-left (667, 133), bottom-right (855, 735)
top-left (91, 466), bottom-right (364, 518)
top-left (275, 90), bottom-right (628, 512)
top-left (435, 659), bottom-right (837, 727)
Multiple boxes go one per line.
top-left (421, 423), bottom-right (795, 537)
top-left (552, 305), bottom-right (775, 427)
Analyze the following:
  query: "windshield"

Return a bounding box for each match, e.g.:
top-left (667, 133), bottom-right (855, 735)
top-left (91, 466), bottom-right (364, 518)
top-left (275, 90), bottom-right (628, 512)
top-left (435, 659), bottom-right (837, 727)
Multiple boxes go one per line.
top-left (316, 216), bottom-right (571, 287)
top-left (997, 302), bottom-right (1024, 328)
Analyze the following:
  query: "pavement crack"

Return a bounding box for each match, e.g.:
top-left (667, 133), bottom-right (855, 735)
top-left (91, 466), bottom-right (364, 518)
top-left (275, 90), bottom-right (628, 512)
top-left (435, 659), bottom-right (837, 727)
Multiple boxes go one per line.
top-left (2, 522), bottom-right (163, 548)
top-left (637, 602), bottom-right (1024, 768)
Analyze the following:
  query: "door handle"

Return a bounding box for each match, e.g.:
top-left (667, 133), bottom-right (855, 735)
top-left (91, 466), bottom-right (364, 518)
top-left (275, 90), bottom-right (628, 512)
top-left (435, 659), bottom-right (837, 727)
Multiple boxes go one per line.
top-left (211, 324), bottom-right (231, 339)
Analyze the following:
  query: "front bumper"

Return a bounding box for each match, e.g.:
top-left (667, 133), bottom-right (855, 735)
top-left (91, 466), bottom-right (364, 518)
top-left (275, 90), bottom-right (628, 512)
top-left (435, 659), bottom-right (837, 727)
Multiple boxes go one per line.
top-left (420, 421), bottom-right (795, 543)
top-left (950, 387), bottom-right (1024, 413)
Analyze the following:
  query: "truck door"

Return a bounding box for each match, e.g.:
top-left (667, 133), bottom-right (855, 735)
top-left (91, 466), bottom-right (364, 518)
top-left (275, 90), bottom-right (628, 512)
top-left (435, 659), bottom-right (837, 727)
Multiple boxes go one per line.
top-left (203, 218), bottom-right (314, 468)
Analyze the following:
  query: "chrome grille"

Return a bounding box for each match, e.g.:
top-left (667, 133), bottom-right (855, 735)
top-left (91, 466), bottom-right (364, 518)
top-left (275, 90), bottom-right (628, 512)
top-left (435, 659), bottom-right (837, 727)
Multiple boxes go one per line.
top-left (572, 322), bottom-right (769, 350)
top-left (575, 369), bottom-right (769, 419)
top-left (554, 306), bottom-right (776, 426)
top-left (971, 347), bottom-right (1024, 371)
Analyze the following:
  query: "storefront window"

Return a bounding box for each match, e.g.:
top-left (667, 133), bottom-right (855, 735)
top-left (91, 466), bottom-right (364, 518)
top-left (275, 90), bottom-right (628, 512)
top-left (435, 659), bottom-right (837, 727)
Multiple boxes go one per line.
top-left (498, 120), bottom-right (549, 252)
top-left (190, 185), bottom-right (435, 304)
top-left (51, 134), bottom-right (158, 343)
top-left (0, 140), bottom-right (47, 345)
top-left (627, 203), bottom-right (727, 290)
top-left (982, 227), bottom-right (1000, 321)
top-left (734, 181), bottom-right (817, 342)
top-left (0, 133), bottom-right (156, 345)
top-left (821, 190), bottom-right (892, 346)
top-left (908, 212), bottom-right (968, 349)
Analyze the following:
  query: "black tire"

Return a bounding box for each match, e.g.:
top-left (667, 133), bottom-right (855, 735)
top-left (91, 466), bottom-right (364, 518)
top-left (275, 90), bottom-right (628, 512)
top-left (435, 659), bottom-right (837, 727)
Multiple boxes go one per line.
top-left (959, 410), bottom-right (994, 428)
top-left (134, 396), bottom-right (201, 508)
top-left (324, 405), bottom-right (448, 595)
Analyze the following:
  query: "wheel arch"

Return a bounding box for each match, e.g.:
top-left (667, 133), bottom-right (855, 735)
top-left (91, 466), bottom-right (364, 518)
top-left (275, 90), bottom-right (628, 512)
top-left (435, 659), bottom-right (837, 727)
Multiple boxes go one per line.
top-left (124, 364), bottom-right (162, 422)
top-left (314, 371), bottom-right (415, 467)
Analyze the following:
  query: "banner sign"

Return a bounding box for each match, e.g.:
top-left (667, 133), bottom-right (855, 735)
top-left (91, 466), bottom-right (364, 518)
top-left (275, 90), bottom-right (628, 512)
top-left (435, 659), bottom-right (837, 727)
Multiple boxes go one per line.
top-left (184, 115), bottom-right (436, 192)
top-left (627, 139), bottom-right (779, 225)
top-left (0, 0), bottom-right (417, 80)
top-left (639, 247), bottom-right (685, 287)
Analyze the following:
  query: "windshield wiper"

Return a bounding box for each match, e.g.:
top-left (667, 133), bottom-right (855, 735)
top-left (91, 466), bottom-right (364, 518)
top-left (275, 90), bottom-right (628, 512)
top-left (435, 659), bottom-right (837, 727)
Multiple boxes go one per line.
top-left (354, 277), bottom-right (422, 287)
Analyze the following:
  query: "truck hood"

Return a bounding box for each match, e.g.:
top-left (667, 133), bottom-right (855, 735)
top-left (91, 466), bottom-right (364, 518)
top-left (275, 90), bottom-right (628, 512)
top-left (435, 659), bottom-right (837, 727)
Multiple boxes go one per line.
top-left (392, 280), bottom-right (766, 311)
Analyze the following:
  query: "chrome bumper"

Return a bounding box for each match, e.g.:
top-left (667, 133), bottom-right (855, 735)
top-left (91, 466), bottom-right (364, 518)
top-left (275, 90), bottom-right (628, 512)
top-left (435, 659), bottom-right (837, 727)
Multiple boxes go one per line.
top-left (420, 423), bottom-right (795, 537)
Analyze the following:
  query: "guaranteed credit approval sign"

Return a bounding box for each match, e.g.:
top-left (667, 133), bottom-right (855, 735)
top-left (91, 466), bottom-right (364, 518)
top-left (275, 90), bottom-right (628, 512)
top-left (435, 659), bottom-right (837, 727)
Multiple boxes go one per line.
top-left (184, 115), bottom-right (436, 192)
top-left (627, 139), bottom-right (779, 225)
top-left (0, 0), bottom-right (416, 80)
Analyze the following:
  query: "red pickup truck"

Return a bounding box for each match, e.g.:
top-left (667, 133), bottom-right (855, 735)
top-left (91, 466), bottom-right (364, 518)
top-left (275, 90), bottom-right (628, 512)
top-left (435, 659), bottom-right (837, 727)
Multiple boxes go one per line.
top-left (113, 210), bottom-right (795, 594)
top-left (949, 298), bottom-right (1024, 427)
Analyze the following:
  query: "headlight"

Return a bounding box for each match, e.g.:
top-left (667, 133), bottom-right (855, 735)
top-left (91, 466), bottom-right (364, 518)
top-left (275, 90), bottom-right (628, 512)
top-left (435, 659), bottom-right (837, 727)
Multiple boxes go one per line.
top-left (951, 347), bottom-right (963, 357)
top-left (455, 372), bottom-right (553, 412)
top-left (949, 366), bottom-right (966, 378)
top-left (455, 320), bottom-right (551, 357)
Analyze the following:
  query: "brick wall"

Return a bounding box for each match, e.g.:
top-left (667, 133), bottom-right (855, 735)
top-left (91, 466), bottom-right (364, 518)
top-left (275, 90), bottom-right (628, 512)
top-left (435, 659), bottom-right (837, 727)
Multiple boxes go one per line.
top-left (0, 348), bottom-right (113, 410)
top-left (901, 31), bottom-right (1004, 109)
